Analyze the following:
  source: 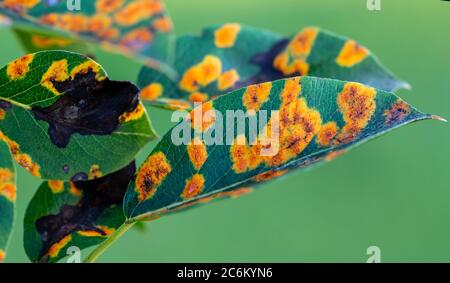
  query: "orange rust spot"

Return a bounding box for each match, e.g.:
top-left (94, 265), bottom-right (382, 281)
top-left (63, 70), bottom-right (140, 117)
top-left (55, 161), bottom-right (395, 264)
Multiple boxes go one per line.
top-left (214, 23), bottom-right (241, 48)
top-left (88, 164), bottom-right (103, 179)
top-left (325, 149), bottom-right (347, 161)
top-left (384, 99), bottom-right (411, 124)
top-left (6, 54), bottom-right (34, 80)
top-left (121, 27), bottom-right (153, 49)
top-left (273, 27), bottom-right (318, 76)
top-left (114, 0), bottom-right (163, 26)
top-left (290, 27), bottom-right (318, 56)
top-left (119, 103), bottom-right (145, 123)
top-left (140, 83), bottom-right (163, 101)
top-left (96, 0), bottom-right (124, 13)
top-left (336, 40), bottom-right (369, 67)
top-left (0, 249), bottom-right (5, 263)
top-left (48, 180), bottom-right (64, 194)
top-left (218, 69), bottom-right (240, 91)
top-left (0, 168), bottom-right (13, 183)
top-left (0, 132), bottom-right (41, 177)
top-left (164, 99), bottom-right (191, 110)
top-left (41, 59), bottom-right (69, 95)
top-left (189, 101), bottom-right (216, 132)
top-left (31, 35), bottom-right (71, 48)
top-left (0, 183), bottom-right (16, 202)
top-left (78, 225), bottom-right (115, 237)
top-left (335, 82), bottom-right (376, 144)
top-left (153, 16), bottom-right (173, 32)
top-left (69, 182), bottom-right (82, 197)
top-left (15, 153), bottom-right (40, 177)
top-left (231, 77), bottom-right (323, 172)
top-left (181, 174), bottom-right (205, 200)
top-left (253, 170), bottom-right (287, 182)
top-left (58, 14), bottom-right (90, 32)
top-left (242, 82), bottom-right (272, 111)
top-left (70, 60), bottom-right (103, 80)
top-left (317, 121), bottom-right (338, 147)
top-left (189, 92), bottom-right (209, 103)
top-left (135, 152), bottom-right (171, 201)
top-left (187, 137), bottom-right (207, 170)
top-left (87, 14), bottom-right (112, 34)
top-left (47, 235), bottom-right (72, 258)
top-left (0, 109), bottom-right (5, 121)
top-left (97, 27), bottom-right (120, 40)
top-left (4, 0), bottom-right (39, 10)
top-left (179, 55), bottom-right (222, 92)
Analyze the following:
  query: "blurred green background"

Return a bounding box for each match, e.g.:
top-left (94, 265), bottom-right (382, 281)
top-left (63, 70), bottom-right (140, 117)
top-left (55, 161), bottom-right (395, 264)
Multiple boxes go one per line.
top-left (2, 0), bottom-right (449, 263)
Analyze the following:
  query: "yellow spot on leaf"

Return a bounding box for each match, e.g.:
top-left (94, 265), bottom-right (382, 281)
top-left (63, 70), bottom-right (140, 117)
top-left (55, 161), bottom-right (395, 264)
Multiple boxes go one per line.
top-left (153, 16), bottom-right (173, 32)
top-left (164, 99), bottom-right (191, 110)
top-left (140, 83), bottom-right (163, 101)
top-left (290, 27), bottom-right (318, 56)
top-left (96, 0), bottom-right (124, 13)
top-left (214, 23), bottom-right (241, 48)
top-left (0, 249), bottom-right (5, 263)
top-left (135, 152), bottom-right (171, 201)
top-left (4, 0), bottom-right (39, 10)
top-left (189, 101), bottom-right (216, 132)
top-left (69, 182), bottom-right (82, 197)
top-left (0, 131), bottom-right (40, 177)
top-left (179, 55), bottom-right (222, 92)
top-left (78, 225), bottom-right (115, 237)
top-left (317, 121), bottom-right (338, 147)
top-left (187, 137), bottom-right (207, 170)
top-left (335, 82), bottom-right (376, 144)
top-left (41, 59), bottom-right (69, 95)
top-left (189, 92), bottom-right (209, 103)
top-left (120, 27), bottom-right (153, 49)
top-left (114, 0), bottom-right (163, 26)
top-left (47, 235), bottom-right (72, 258)
top-left (0, 109), bottom-right (5, 120)
top-left (242, 82), bottom-right (272, 111)
top-left (336, 40), bottom-right (369, 67)
top-left (31, 35), bottom-right (71, 48)
top-left (181, 174), bottom-right (205, 200)
top-left (6, 54), bottom-right (34, 80)
top-left (48, 180), bottom-right (64, 194)
top-left (218, 69), bottom-right (240, 91)
top-left (119, 103), bottom-right (145, 123)
top-left (0, 182), bottom-right (16, 202)
top-left (88, 164), bottom-right (103, 179)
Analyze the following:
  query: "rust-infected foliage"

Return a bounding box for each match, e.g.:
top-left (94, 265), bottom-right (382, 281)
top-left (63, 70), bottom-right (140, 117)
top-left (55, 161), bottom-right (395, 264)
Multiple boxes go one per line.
top-left (6, 53), bottom-right (34, 80)
top-left (32, 69), bottom-right (140, 148)
top-left (181, 173), bottom-right (205, 200)
top-left (36, 162), bottom-right (135, 262)
top-left (384, 99), bottom-right (411, 124)
top-left (336, 40), bottom-right (369, 67)
top-left (0, 167), bottom-right (16, 202)
top-left (135, 152), bottom-right (171, 201)
top-left (187, 137), bottom-right (207, 170)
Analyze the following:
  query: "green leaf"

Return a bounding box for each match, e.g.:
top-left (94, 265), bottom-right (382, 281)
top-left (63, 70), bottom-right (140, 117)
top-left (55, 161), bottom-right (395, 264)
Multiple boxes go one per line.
top-left (137, 24), bottom-right (409, 110)
top-left (24, 162), bottom-right (135, 263)
top-left (0, 51), bottom-right (155, 180)
top-left (0, 0), bottom-right (175, 71)
top-left (0, 139), bottom-right (15, 263)
top-left (124, 76), bottom-right (439, 220)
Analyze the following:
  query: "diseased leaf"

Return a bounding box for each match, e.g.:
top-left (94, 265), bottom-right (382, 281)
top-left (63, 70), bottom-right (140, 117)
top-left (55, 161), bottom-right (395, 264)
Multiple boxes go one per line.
top-left (0, 139), bottom-right (16, 263)
top-left (137, 24), bottom-right (409, 110)
top-left (0, 0), bottom-right (175, 70)
top-left (124, 76), bottom-right (438, 220)
top-left (24, 162), bottom-right (135, 263)
top-left (0, 51), bottom-right (155, 180)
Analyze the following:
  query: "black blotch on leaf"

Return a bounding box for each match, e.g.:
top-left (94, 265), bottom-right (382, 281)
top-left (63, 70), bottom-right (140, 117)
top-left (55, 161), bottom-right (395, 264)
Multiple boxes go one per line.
top-left (71, 172), bottom-right (88, 182)
top-left (32, 70), bottom-right (140, 148)
top-left (0, 99), bottom-right (12, 110)
top-left (234, 38), bottom-right (290, 90)
top-left (35, 162), bottom-right (136, 262)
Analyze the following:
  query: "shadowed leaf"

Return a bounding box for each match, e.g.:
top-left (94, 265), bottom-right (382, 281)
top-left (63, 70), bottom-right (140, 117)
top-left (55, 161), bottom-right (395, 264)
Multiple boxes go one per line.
top-left (0, 51), bottom-right (155, 180)
top-left (124, 76), bottom-right (437, 221)
top-left (24, 162), bottom-right (135, 263)
top-left (0, 139), bottom-right (16, 263)
top-left (137, 24), bottom-right (409, 110)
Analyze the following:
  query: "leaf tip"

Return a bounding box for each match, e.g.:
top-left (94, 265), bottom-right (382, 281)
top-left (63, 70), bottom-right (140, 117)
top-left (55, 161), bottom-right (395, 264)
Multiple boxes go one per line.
top-left (430, 115), bottom-right (447, 123)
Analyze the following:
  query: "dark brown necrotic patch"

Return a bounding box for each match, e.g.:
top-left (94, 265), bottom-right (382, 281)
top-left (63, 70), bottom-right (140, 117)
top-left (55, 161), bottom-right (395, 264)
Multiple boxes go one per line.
top-left (32, 70), bottom-right (139, 148)
top-left (0, 99), bottom-right (12, 110)
top-left (233, 38), bottom-right (290, 90)
top-left (35, 162), bottom-right (136, 262)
